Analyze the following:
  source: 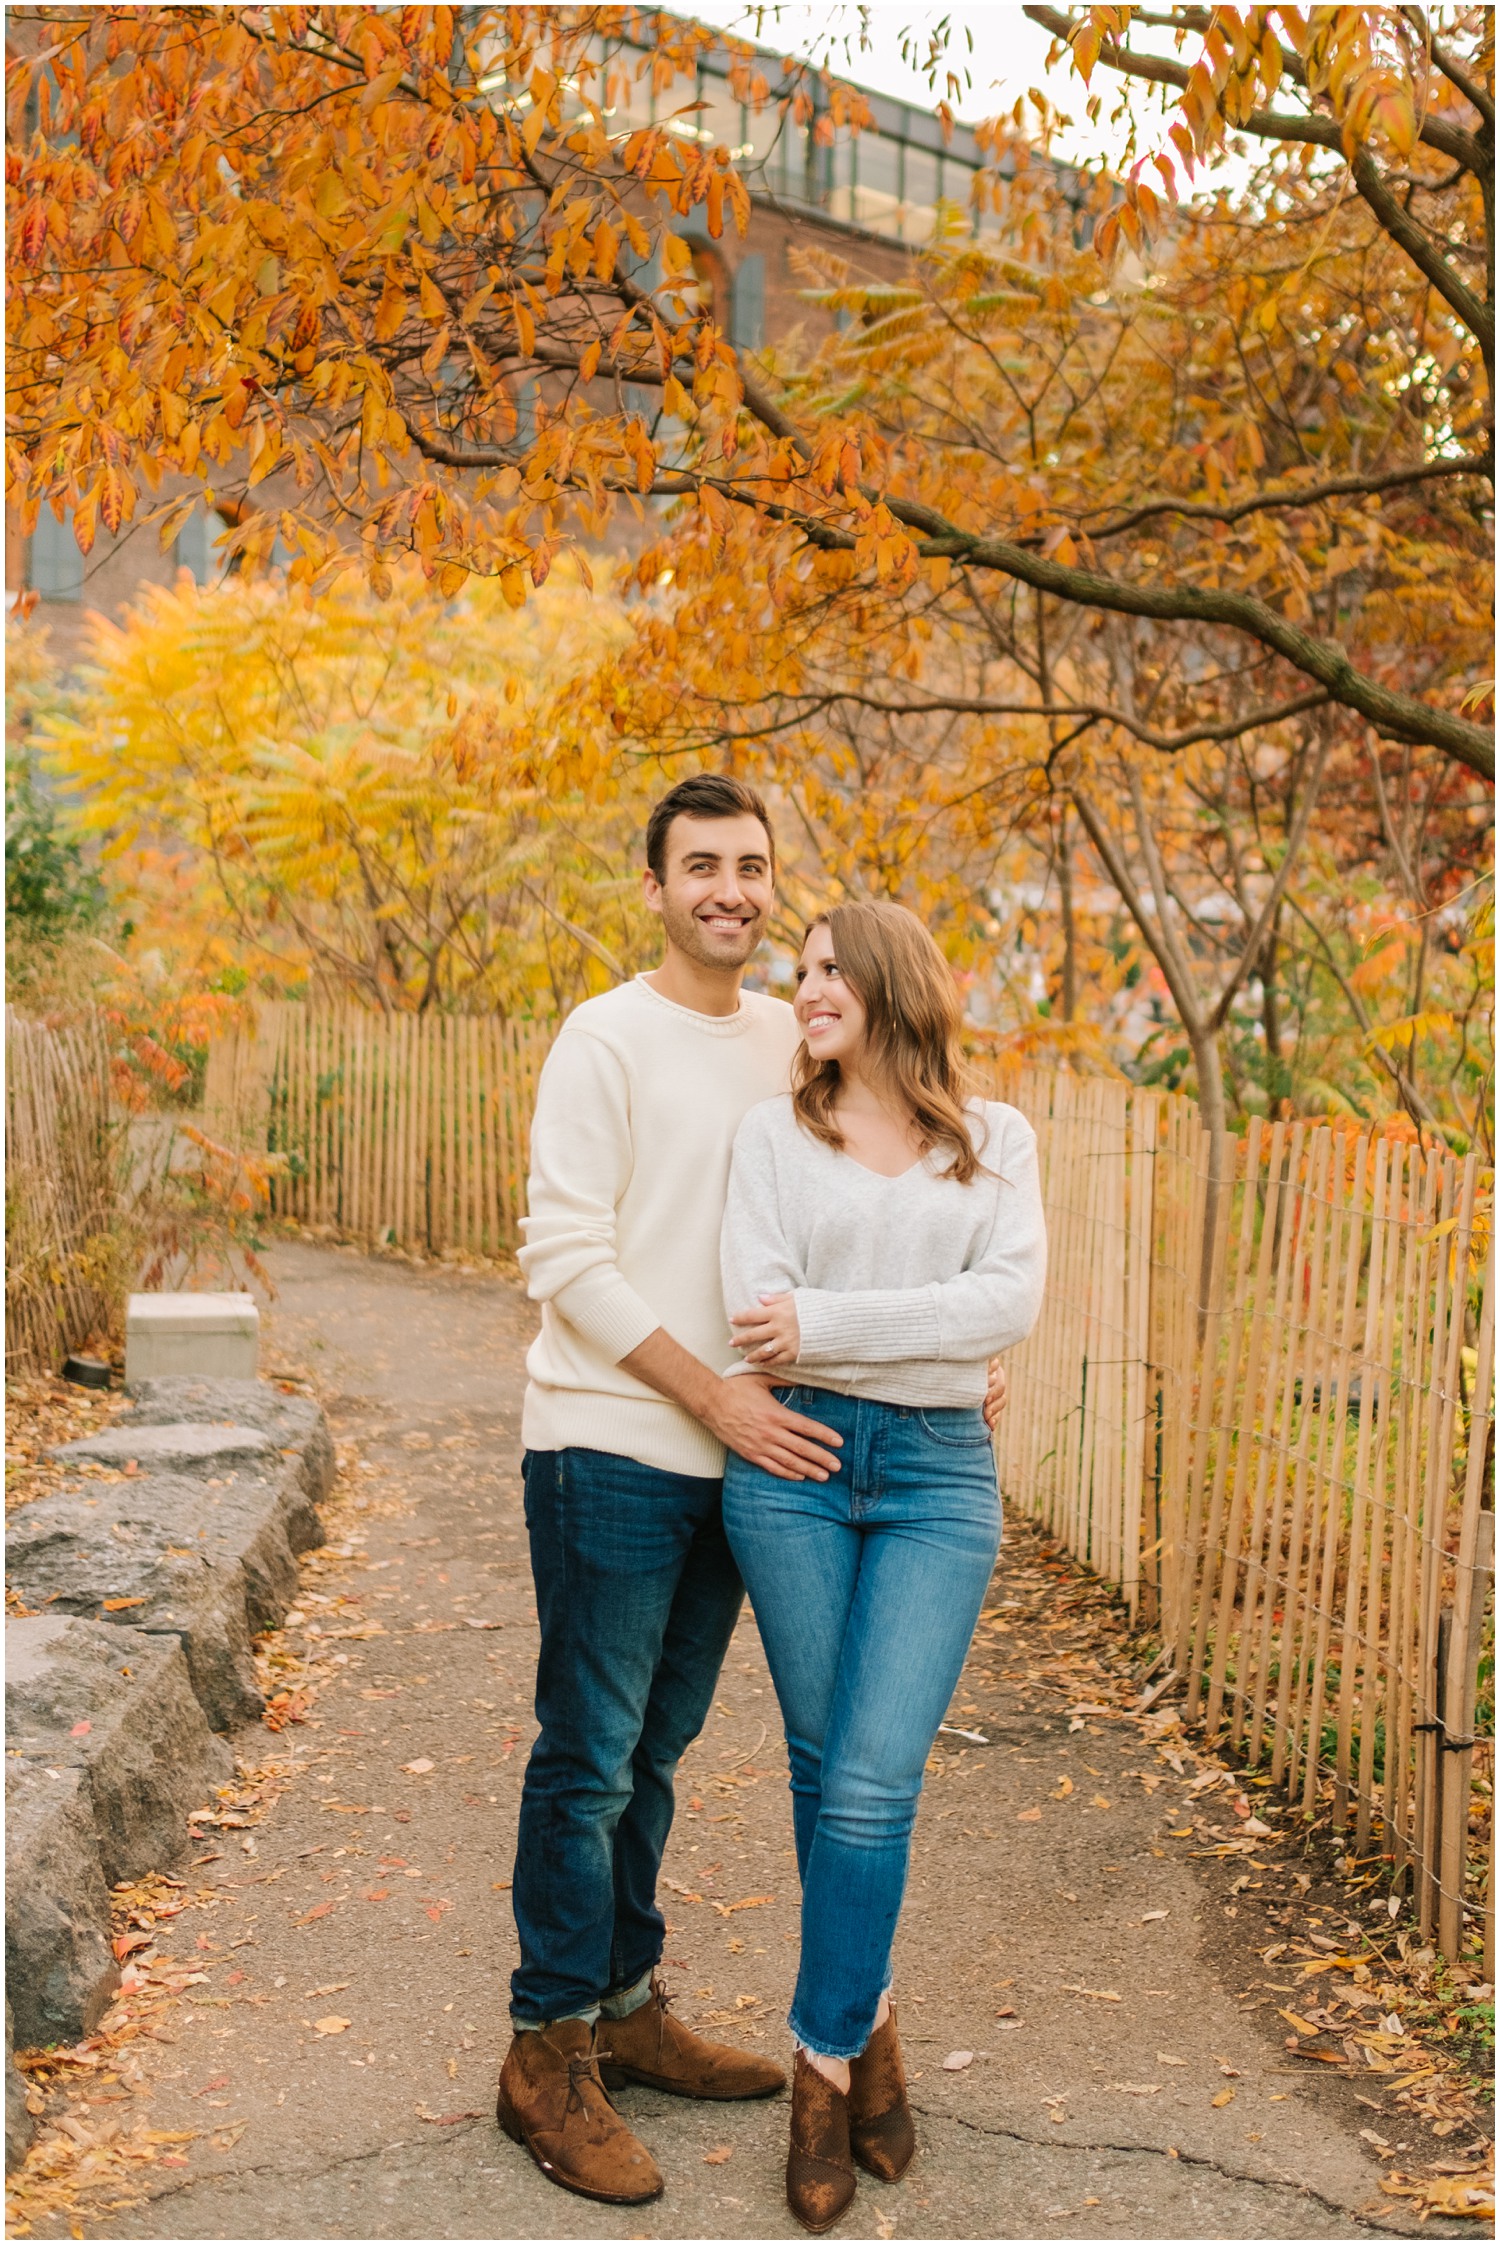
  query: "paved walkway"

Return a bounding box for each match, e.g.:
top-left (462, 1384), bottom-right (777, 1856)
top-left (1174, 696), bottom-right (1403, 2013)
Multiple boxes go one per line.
top-left (91, 1241), bottom-right (1432, 2239)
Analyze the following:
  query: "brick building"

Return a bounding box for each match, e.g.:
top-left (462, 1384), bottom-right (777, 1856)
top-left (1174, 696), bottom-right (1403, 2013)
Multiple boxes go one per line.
top-left (8, 26), bottom-right (1003, 659)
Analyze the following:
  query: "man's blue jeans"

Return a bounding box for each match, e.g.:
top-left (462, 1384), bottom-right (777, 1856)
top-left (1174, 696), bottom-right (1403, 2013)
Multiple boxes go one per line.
top-left (509, 1447), bottom-right (743, 2027)
top-left (723, 1388), bottom-right (1000, 2060)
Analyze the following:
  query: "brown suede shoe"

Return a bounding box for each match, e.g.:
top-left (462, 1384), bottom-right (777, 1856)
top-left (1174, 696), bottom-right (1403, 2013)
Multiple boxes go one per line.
top-left (598, 1975), bottom-right (786, 2100)
top-left (848, 2005), bottom-right (916, 2181)
top-left (496, 2019), bottom-right (663, 2204)
top-left (786, 2050), bottom-right (856, 2233)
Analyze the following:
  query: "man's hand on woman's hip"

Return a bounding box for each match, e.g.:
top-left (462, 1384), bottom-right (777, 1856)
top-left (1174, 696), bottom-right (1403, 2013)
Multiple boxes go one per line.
top-left (983, 1357), bottom-right (1008, 1431)
top-left (707, 1375), bottom-right (842, 1482)
top-left (618, 1325), bottom-right (842, 1482)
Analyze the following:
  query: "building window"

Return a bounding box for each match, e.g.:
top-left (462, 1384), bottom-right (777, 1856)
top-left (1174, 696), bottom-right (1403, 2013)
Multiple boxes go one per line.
top-left (852, 134), bottom-right (901, 237)
top-left (731, 253), bottom-right (765, 351)
top-left (28, 508), bottom-right (83, 601)
top-left (901, 146), bottom-right (940, 243)
top-left (173, 505), bottom-right (221, 586)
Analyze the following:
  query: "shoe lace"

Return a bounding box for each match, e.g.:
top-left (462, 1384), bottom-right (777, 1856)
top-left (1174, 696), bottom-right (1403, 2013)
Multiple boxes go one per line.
top-left (565, 2051), bottom-right (601, 2115)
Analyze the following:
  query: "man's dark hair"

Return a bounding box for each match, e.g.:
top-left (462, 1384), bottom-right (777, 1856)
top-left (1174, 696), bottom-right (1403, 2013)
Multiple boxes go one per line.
top-left (645, 774), bottom-right (776, 884)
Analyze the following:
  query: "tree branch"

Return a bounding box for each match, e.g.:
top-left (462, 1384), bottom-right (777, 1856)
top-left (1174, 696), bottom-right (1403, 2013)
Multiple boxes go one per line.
top-left (689, 682), bottom-right (1332, 756)
top-left (1022, 5), bottom-right (1493, 363)
top-left (1207, 732), bottom-right (1330, 1032)
top-left (1086, 451), bottom-right (1493, 540)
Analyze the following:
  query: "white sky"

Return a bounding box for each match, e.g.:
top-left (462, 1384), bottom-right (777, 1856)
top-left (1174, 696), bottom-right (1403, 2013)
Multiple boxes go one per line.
top-left (683, 2), bottom-right (1155, 170)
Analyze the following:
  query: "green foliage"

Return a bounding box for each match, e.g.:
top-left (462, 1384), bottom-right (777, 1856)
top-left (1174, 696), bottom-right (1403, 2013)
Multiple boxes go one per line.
top-left (5, 754), bottom-right (104, 950)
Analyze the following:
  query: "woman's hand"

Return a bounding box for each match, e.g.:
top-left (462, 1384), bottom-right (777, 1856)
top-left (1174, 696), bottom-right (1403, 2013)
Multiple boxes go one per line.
top-left (730, 1292), bottom-right (802, 1369)
top-left (983, 1356), bottom-right (1008, 1431)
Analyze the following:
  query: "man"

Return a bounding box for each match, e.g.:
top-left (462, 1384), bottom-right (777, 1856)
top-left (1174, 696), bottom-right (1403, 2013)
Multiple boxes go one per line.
top-left (498, 775), bottom-right (999, 2205)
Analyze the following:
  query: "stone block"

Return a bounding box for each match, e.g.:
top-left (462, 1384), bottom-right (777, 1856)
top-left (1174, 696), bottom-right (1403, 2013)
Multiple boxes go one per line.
top-left (6, 1616), bottom-right (232, 1884)
top-left (7, 2005), bottom-right (33, 2174)
top-left (5, 1765), bottom-right (117, 2049)
top-left (49, 1419), bottom-right (321, 1560)
top-left (123, 1374), bottom-right (334, 1517)
top-left (125, 1292), bottom-right (259, 1384)
top-left (7, 1484), bottom-right (267, 1729)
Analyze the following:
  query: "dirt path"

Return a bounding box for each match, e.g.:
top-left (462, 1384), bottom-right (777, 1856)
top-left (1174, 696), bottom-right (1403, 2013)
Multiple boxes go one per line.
top-left (55, 1240), bottom-right (1462, 2240)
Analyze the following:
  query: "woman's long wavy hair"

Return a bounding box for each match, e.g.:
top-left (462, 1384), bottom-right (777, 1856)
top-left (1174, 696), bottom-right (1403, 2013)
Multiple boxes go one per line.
top-left (790, 899), bottom-right (985, 1184)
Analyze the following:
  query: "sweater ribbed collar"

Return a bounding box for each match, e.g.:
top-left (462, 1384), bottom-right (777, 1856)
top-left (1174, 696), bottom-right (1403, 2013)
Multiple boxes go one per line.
top-left (632, 972), bottom-right (758, 1036)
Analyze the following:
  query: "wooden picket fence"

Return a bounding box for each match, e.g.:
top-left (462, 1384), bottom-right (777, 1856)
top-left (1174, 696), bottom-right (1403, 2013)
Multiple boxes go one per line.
top-left (203, 1002), bottom-right (553, 1258)
top-left (984, 1063), bottom-right (1494, 1963)
top-left (201, 1010), bottom-right (1494, 1961)
top-left (5, 1010), bottom-right (119, 1374)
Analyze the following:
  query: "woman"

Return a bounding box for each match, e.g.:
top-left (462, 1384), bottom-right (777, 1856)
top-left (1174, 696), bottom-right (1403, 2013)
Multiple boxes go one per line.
top-left (720, 899), bottom-right (1046, 2232)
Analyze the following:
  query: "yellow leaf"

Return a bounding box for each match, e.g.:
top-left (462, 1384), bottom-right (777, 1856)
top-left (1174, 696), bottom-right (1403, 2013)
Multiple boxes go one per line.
top-left (1211, 2086), bottom-right (1235, 2107)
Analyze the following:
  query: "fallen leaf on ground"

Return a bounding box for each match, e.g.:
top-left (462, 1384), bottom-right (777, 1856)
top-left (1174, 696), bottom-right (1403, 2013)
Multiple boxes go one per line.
top-left (304, 1983), bottom-right (350, 1998)
top-left (1142, 1909), bottom-right (1169, 1923)
top-left (292, 1903), bottom-right (335, 1926)
top-left (1017, 1807), bottom-right (1042, 1822)
top-left (1157, 2054), bottom-right (1187, 2066)
top-left (1381, 2166), bottom-right (1494, 2221)
top-left (70, 1720), bottom-right (92, 1736)
top-left (1212, 2087), bottom-right (1236, 2107)
top-left (102, 1597), bottom-right (146, 1610)
top-left (416, 2107), bottom-right (486, 2125)
top-left (1113, 2083), bottom-right (1161, 2095)
top-left (1052, 1776), bottom-right (1074, 1799)
top-left (402, 1758), bottom-right (435, 1774)
top-left (703, 2145), bottom-right (734, 2164)
top-left (313, 2016), bottom-right (350, 2035)
top-left (712, 1894), bottom-right (773, 1917)
top-left (943, 2050), bottom-right (974, 2071)
top-left (1063, 1985), bottom-right (1121, 2002)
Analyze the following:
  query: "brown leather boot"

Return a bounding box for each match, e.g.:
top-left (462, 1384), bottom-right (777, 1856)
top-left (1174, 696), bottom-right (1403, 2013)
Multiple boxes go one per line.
top-left (786, 2050), bottom-right (856, 2233)
top-left (496, 2018), bottom-right (663, 2204)
top-left (848, 2004), bottom-right (916, 2181)
top-left (598, 1974), bottom-right (786, 2100)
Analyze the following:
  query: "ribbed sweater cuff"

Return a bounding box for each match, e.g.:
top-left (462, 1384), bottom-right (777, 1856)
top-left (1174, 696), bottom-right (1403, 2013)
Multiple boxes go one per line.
top-left (793, 1286), bottom-right (943, 1365)
top-left (550, 1268), bottom-right (663, 1366)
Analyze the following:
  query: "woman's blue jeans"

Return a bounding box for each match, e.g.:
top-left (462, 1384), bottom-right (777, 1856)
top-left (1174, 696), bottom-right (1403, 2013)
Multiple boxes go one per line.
top-left (722, 1387), bottom-right (1001, 2060)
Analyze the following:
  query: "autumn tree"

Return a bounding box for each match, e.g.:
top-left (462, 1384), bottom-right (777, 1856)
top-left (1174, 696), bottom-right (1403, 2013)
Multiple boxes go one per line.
top-left (40, 562), bottom-right (659, 1014)
top-left (6, 6), bottom-right (1491, 779)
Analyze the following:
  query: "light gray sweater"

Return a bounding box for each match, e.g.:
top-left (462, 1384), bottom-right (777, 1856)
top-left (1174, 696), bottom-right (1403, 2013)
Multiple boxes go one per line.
top-left (721, 1093), bottom-right (1047, 1409)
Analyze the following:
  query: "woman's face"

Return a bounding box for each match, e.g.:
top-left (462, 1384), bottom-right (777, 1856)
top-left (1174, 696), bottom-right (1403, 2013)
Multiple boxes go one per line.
top-left (794, 923), bottom-right (868, 1068)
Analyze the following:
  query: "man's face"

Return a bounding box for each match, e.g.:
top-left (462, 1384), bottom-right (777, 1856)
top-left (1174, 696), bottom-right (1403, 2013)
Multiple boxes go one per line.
top-left (643, 812), bottom-right (774, 973)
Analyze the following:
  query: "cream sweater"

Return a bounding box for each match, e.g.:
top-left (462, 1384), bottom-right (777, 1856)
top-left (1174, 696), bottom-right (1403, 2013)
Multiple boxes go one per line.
top-left (518, 976), bottom-right (802, 1476)
top-left (721, 1093), bottom-right (1047, 1408)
